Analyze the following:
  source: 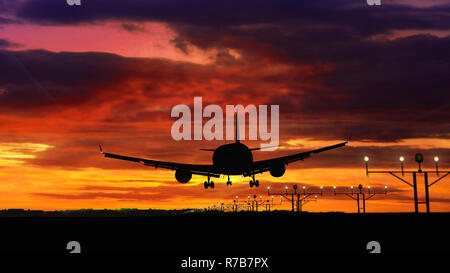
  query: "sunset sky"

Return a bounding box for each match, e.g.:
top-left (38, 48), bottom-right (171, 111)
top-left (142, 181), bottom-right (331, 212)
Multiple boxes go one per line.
top-left (0, 0), bottom-right (449, 212)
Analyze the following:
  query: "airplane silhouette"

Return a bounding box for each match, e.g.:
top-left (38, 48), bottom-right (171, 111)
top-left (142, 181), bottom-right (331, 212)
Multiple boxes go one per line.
top-left (99, 111), bottom-right (349, 189)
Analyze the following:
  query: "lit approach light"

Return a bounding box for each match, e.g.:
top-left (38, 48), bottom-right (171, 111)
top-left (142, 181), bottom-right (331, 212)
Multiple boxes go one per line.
top-left (333, 186), bottom-right (337, 189)
top-left (400, 156), bottom-right (405, 176)
top-left (302, 186), bottom-right (306, 189)
top-left (434, 156), bottom-right (440, 174)
top-left (350, 186), bottom-right (354, 189)
top-left (364, 156), bottom-right (369, 162)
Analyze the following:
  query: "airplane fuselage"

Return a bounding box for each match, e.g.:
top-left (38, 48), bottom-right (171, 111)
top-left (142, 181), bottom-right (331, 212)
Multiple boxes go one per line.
top-left (212, 142), bottom-right (253, 175)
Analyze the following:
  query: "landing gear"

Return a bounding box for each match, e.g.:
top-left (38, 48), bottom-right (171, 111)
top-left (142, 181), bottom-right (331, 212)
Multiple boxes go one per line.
top-left (204, 176), bottom-right (214, 189)
top-left (226, 175), bottom-right (232, 186)
top-left (249, 175), bottom-right (259, 188)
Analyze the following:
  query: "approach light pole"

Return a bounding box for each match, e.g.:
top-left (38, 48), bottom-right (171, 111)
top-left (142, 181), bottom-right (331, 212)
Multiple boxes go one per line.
top-left (242, 194), bottom-right (275, 212)
top-left (365, 154), bottom-right (449, 213)
top-left (268, 184), bottom-right (322, 212)
top-left (333, 184), bottom-right (387, 213)
top-left (434, 156), bottom-right (439, 174)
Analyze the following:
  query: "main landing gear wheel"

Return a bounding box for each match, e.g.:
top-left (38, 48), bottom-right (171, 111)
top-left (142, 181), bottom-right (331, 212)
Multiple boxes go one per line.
top-left (226, 175), bottom-right (232, 186)
top-left (204, 176), bottom-right (214, 189)
top-left (249, 175), bottom-right (259, 188)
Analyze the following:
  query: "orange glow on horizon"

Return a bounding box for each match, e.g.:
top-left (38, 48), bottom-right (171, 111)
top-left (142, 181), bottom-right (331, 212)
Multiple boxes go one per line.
top-left (1, 142), bottom-right (448, 212)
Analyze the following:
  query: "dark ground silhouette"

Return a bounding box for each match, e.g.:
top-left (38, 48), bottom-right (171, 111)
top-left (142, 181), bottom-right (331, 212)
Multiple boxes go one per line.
top-left (1, 209), bottom-right (448, 255)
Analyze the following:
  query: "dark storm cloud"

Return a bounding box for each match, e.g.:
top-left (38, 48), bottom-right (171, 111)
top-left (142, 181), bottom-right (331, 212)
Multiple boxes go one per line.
top-left (0, 49), bottom-right (131, 86)
top-left (121, 23), bottom-right (146, 32)
top-left (9, 1), bottom-right (450, 118)
top-left (0, 38), bottom-right (20, 49)
top-left (0, 45), bottom-right (448, 149)
top-left (15, 0), bottom-right (356, 25)
top-left (253, 33), bottom-right (450, 142)
top-left (304, 35), bottom-right (450, 110)
top-left (280, 116), bottom-right (450, 142)
top-left (0, 16), bottom-right (15, 24)
top-left (13, 0), bottom-right (450, 32)
top-left (11, 1), bottom-right (450, 71)
top-left (0, 49), bottom-right (126, 110)
top-left (0, 49), bottom-right (213, 111)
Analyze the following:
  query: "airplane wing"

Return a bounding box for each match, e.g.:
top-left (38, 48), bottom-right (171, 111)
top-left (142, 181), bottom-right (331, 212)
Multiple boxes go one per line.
top-left (99, 145), bottom-right (221, 177)
top-left (243, 140), bottom-right (349, 177)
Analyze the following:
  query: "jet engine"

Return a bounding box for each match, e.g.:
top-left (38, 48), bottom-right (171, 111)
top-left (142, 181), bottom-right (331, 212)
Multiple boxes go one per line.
top-left (269, 164), bottom-right (285, 177)
top-left (175, 169), bottom-right (192, 183)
